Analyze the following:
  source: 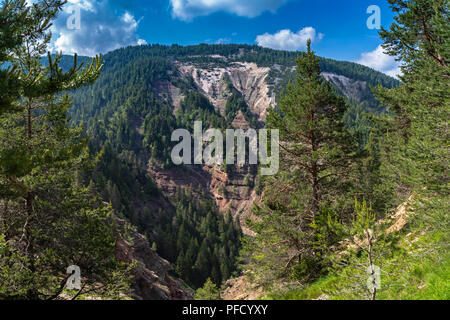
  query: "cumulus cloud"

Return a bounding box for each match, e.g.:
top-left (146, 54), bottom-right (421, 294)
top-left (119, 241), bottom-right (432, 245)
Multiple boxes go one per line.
top-left (255, 27), bottom-right (324, 51)
top-left (170, 0), bottom-right (289, 21)
top-left (357, 45), bottom-right (402, 78)
top-left (50, 0), bottom-right (146, 56)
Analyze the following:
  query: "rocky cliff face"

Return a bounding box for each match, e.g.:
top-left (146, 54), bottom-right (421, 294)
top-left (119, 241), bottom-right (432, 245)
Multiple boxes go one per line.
top-left (148, 163), bottom-right (258, 236)
top-left (114, 217), bottom-right (193, 300)
top-left (178, 60), bottom-right (276, 121)
top-left (321, 72), bottom-right (369, 103)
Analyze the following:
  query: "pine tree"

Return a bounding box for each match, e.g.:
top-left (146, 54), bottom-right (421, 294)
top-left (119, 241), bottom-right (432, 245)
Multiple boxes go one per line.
top-left (0, 0), bottom-right (67, 114)
top-left (0, 0), bottom-right (130, 299)
top-left (242, 40), bottom-right (359, 287)
top-left (194, 278), bottom-right (221, 300)
top-left (374, 0), bottom-right (449, 232)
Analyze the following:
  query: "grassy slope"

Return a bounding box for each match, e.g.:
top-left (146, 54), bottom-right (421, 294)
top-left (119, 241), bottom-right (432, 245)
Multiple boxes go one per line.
top-left (264, 217), bottom-right (449, 300)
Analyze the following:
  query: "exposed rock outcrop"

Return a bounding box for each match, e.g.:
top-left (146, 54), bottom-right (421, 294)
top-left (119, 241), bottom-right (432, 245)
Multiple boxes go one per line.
top-left (231, 110), bottom-right (250, 129)
top-left (114, 217), bottom-right (193, 300)
top-left (222, 276), bottom-right (264, 300)
top-left (386, 195), bottom-right (415, 234)
top-left (177, 61), bottom-right (275, 121)
top-left (154, 79), bottom-right (184, 112)
top-left (321, 72), bottom-right (369, 103)
top-left (149, 162), bottom-right (259, 236)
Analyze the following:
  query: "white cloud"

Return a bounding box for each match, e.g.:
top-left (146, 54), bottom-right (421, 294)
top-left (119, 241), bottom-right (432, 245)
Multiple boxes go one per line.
top-left (357, 45), bottom-right (402, 78)
top-left (50, 0), bottom-right (146, 56)
top-left (137, 39), bottom-right (148, 46)
top-left (170, 0), bottom-right (289, 21)
top-left (255, 27), bottom-right (324, 51)
top-left (215, 38), bottom-right (231, 44)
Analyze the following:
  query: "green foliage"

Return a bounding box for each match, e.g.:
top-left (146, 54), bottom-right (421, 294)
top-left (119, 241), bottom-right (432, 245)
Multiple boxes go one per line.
top-left (195, 278), bottom-right (221, 300)
top-left (0, 0), bottom-right (131, 300)
top-left (375, 0), bottom-right (449, 233)
top-left (4, 0), bottom-right (443, 300)
top-left (62, 47), bottom-right (242, 289)
top-left (241, 42), bottom-right (361, 288)
top-left (327, 199), bottom-right (399, 300)
top-left (177, 91), bottom-right (226, 131)
top-left (268, 230), bottom-right (449, 301)
top-left (224, 92), bottom-right (258, 128)
top-left (0, 0), bottom-right (67, 114)
top-left (158, 188), bottom-right (242, 289)
top-left (264, 0), bottom-right (449, 300)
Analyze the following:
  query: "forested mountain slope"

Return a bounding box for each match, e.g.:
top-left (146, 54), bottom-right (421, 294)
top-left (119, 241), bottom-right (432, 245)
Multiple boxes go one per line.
top-left (59, 44), bottom-right (399, 294)
top-left (3, 0), bottom-right (446, 301)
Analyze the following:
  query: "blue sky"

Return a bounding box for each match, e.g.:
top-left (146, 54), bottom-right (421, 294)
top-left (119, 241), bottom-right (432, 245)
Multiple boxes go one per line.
top-left (44, 0), bottom-right (401, 76)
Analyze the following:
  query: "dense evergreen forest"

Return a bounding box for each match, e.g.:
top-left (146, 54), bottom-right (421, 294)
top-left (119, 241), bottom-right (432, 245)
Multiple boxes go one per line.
top-left (59, 46), bottom-right (246, 290)
top-left (1, 0), bottom-right (448, 301)
top-left (52, 36), bottom-right (402, 292)
top-left (53, 39), bottom-right (399, 291)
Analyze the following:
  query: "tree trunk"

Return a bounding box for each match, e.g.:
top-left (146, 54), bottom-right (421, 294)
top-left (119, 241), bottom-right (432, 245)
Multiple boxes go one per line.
top-left (367, 232), bottom-right (377, 301)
